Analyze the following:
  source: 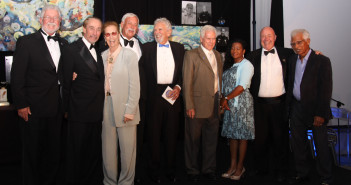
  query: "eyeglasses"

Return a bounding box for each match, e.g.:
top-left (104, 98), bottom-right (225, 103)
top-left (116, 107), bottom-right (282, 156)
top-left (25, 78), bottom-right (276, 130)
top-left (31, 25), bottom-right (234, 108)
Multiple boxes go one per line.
top-left (104, 32), bottom-right (118, 37)
top-left (43, 16), bottom-right (60, 21)
top-left (290, 40), bottom-right (305, 47)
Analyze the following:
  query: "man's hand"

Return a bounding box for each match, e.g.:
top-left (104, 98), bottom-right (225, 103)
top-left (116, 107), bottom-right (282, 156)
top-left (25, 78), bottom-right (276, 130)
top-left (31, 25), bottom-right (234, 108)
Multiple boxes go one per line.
top-left (72, 72), bottom-right (77, 81)
top-left (170, 86), bottom-right (181, 101)
top-left (186, 109), bottom-right (195, 119)
top-left (18, 107), bottom-right (31, 122)
top-left (313, 116), bottom-right (325, 127)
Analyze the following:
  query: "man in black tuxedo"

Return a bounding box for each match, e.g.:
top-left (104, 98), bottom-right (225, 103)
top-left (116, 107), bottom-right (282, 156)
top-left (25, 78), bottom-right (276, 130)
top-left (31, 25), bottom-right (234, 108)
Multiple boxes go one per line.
top-left (11, 4), bottom-right (67, 185)
top-left (287, 29), bottom-right (333, 185)
top-left (119, 13), bottom-right (145, 183)
top-left (246, 26), bottom-right (294, 181)
top-left (139, 17), bottom-right (185, 183)
top-left (61, 17), bottom-right (104, 185)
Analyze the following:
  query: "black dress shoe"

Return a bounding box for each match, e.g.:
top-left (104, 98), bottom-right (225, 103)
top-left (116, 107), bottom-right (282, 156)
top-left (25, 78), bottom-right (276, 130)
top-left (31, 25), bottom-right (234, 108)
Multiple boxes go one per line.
top-left (135, 177), bottom-right (141, 184)
top-left (150, 175), bottom-right (161, 184)
top-left (166, 173), bottom-right (176, 182)
top-left (204, 173), bottom-right (217, 181)
top-left (275, 173), bottom-right (286, 183)
top-left (188, 174), bottom-right (200, 182)
top-left (288, 176), bottom-right (309, 184)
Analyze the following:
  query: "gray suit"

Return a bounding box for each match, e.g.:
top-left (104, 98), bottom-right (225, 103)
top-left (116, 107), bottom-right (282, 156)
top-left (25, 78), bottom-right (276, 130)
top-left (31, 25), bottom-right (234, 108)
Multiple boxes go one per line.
top-left (182, 46), bottom-right (223, 175)
top-left (101, 47), bottom-right (140, 185)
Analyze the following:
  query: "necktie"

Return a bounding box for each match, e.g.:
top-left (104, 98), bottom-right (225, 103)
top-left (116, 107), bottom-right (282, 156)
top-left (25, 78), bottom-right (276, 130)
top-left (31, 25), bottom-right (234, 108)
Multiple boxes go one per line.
top-left (90, 44), bottom-right (95, 50)
top-left (209, 52), bottom-right (218, 93)
top-left (264, 49), bottom-right (275, 56)
top-left (123, 38), bottom-right (134, 47)
top-left (159, 43), bottom-right (169, 48)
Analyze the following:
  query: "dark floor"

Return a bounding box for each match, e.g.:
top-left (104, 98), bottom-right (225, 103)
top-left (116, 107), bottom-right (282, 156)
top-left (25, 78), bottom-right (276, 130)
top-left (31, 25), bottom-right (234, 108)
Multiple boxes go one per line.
top-left (1, 135), bottom-right (351, 185)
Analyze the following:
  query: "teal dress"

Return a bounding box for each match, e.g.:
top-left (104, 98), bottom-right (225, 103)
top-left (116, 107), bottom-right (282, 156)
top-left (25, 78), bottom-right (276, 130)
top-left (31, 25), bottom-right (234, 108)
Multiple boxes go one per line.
top-left (221, 60), bottom-right (255, 140)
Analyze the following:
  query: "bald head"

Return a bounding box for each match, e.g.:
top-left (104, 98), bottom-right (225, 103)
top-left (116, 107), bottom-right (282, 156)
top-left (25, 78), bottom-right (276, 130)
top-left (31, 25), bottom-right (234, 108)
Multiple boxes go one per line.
top-left (260, 26), bottom-right (277, 50)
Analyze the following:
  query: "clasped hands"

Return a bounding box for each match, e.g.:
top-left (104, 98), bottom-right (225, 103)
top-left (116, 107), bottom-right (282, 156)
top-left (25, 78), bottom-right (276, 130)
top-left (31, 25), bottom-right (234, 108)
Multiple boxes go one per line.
top-left (220, 97), bottom-right (230, 111)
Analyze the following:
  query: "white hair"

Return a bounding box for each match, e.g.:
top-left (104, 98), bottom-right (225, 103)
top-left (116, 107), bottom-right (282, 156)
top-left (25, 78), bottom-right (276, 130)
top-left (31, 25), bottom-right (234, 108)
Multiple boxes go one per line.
top-left (154, 17), bottom-right (172, 31)
top-left (121, 13), bottom-right (139, 25)
top-left (40, 4), bottom-right (62, 19)
top-left (291, 29), bottom-right (310, 40)
top-left (200, 25), bottom-right (217, 38)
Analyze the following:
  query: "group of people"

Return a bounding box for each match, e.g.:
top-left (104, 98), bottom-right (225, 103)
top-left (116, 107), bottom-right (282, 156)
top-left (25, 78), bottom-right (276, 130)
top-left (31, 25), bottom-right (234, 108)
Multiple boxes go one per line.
top-left (10, 4), bottom-right (334, 185)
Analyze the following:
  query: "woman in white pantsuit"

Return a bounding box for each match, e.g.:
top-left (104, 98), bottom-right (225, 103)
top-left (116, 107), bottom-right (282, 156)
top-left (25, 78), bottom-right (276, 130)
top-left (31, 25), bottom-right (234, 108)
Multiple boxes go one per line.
top-left (101, 21), bottom-right (140, 185)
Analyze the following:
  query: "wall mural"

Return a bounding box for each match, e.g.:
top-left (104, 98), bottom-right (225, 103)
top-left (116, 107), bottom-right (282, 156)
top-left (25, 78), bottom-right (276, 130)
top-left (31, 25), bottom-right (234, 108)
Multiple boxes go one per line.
top-left (0, 0), bottom-right (94, 51)
top-left (137, 25), bottom-right (201, 51)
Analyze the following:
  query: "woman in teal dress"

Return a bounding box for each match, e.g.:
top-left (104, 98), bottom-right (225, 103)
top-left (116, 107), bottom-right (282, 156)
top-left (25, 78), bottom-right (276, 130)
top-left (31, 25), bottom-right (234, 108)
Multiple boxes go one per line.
top-left (220, 39), bottom-right (254, 180)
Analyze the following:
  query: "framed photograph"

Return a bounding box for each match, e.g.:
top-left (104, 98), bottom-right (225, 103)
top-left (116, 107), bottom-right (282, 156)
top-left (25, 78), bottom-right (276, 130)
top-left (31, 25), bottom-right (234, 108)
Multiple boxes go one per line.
top-left (181, 1), bottom-right (196, 25)
top-left (196, 2), bottom-right (212, 24)
top-left (216, 27), bottom-right (229, 52)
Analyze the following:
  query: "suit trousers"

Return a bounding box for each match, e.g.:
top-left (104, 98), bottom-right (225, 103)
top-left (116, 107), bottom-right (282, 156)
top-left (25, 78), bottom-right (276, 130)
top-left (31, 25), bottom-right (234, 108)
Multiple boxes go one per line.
top-left (147, 85), bottom-right (180, 175)
top-left (184, 93), bottom-right (220, 175)
top-left (253, 98), bottom-right (289, 174)
top-left (290, 99), bottom-right (333, 183)
top-left (66, 120), bottom-right (103, 185)
top-left (102, 96), bottom-right (137, 185)
top-left (20, 115), bottom-right (62, 185)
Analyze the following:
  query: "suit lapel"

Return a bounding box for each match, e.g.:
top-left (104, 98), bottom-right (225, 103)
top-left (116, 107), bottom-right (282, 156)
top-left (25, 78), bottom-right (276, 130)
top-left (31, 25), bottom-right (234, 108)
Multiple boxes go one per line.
top-left (151, 42), bottom-right (158, 81)
top-left (301, 50), bottom-right (315, 85)
top-left (276, 47), bottom-right (288, 80)
top-left (170, 42), bottom-right (179, 84)
top-left (35, 31), bottom-right (56, 71)
top-left (197, 47), bottom-right (214, 77)
top-left (77, 39), bottom-right (98, 75)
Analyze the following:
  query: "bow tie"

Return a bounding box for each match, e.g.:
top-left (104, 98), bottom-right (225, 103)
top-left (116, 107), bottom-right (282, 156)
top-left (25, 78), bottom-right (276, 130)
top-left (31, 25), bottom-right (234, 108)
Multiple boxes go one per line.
top-left (89, 44), bottom-right (96, 50)
top-left (264, 49), bottom-right (275, 56)
top-left (123, 38), bottom-right (134, 47)
top-left (47, 35), bottom-right (59, 42)
top-left (40, 29), bottom-right (59, 42)
top-left (159, 43), bottom-right (169, 48)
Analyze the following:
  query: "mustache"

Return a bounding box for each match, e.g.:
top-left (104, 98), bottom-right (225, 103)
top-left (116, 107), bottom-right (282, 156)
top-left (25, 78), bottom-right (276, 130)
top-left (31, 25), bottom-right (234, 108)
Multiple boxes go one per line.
top-left (127, 28), bottom-right (136, 33)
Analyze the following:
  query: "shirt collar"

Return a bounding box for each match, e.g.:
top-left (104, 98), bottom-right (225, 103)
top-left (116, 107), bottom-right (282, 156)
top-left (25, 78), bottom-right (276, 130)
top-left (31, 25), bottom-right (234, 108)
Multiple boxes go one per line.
top-left (299, 49), bottom-right (312, 62)
top-left (262, 46), bottom-right (276, 53)
top-left (201, 44), bottom-right (213, 55)
top-left (120, 33), bottom-right (135, 41)
top-left (82, 36), bottom-right (94, 49)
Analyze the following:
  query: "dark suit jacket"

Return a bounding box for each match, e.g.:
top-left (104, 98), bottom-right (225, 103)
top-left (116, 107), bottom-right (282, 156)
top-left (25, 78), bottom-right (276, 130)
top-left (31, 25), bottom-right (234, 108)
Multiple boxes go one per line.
top-left (246, 47), bottom-right (294, 99)
top-left (61, 38), bottom-right (105, 122)
top-left (11, 31), bottom-right (68, 117)
top-left (286, 50), bottom-right (333, 122)
top-left (139, 41), bottom-right (185, 111)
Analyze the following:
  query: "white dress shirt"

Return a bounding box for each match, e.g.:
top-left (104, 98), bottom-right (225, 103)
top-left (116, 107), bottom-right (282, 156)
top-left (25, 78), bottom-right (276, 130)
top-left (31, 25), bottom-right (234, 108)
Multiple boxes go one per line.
top-left (82, 37), bottom-right (97, 61)
top-left (120, 34), bottom-right (142, 60)
top-left (157, 41), bottom-right (175, 84)
top-left (258, 47), bottom-right (285, 97)
top-left (41, 30), bottom-right (60, 72)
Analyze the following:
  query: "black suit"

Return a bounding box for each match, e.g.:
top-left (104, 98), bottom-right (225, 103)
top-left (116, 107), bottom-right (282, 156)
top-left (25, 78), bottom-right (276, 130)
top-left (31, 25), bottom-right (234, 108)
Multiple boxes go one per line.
top-left (139, 41), bottom-right (185, 176)
top-left (287, 50), bottom-right (333, 183)
top-left (11, 30), bottom-right (68, 185)
top-left (61, 38), bottom-right (105, 184)
top-left (246, 47), bottom-right (294, 174)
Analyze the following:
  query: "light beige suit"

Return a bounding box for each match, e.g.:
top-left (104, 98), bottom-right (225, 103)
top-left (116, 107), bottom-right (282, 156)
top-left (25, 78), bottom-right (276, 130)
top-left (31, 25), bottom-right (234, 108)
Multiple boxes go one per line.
top-left (182, 46), bottom-right (223, 175)
top-left (101, 47), bottom-right (140, 185)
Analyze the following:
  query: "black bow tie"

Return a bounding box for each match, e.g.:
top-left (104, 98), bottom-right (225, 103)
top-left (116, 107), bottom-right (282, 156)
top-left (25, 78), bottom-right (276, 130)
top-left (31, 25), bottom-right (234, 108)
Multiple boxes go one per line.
top-left (264, 49), bottom-right (275, 56)
top-left (47, 35), bottom-right (59, 42)
top-left (40, 29), bottom-right (59, 42)
top-left (89, 44), bottom-right (95, 50)
top-left (123, 37), bottom-right (134, 47)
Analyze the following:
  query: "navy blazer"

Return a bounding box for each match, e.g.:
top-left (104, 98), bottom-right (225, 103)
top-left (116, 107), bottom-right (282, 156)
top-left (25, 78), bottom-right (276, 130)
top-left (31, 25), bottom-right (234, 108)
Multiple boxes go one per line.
top-left (286, 50), bottom-right (333, 122)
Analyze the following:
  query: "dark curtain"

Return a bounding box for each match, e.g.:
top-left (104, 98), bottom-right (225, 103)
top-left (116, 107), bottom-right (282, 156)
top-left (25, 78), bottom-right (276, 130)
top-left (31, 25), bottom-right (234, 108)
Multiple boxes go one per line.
top-left (94, 0), bottom-right (251, 47)
top-left (270, 0), bottom-right (284, 47)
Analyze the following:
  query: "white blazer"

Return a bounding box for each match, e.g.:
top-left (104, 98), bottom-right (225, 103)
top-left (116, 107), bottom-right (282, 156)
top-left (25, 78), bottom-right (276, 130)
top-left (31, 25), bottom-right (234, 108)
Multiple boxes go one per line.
top-left (102, 47), bottom-right (140, 127)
